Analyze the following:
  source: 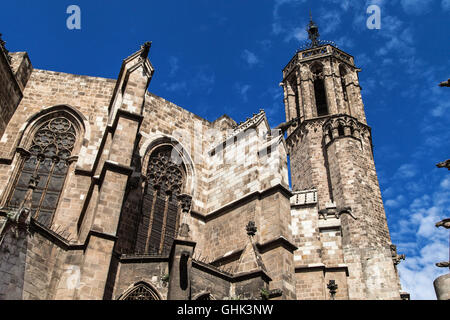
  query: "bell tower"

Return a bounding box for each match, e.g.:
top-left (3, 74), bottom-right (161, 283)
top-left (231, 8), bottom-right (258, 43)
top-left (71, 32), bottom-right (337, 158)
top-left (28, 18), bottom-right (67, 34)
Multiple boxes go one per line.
top-left (282, 18), bottom-right (403, 299)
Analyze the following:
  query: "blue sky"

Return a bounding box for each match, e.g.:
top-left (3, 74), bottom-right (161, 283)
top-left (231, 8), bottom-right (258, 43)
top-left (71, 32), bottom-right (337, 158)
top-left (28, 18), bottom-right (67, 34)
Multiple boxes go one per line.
top-left (1, 0), bottom-right (449, 299)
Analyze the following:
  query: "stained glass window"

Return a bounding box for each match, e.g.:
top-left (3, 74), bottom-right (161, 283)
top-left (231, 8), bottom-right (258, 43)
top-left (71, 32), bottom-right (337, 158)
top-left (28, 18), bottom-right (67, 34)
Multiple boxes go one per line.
top-left (7, 117), bottom-right (77, 227)
top-left (135, 146), bottom-right (185, 255)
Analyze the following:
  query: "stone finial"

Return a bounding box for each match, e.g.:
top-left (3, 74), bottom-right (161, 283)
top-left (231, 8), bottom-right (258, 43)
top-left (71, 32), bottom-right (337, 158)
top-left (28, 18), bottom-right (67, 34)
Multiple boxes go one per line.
top-left (140, 41), bottom-right (152, 59)
top-left (246, 221), bottom-right (257, 237)
top-left (0, 33), bottom-right (5, 49)
top-left (327, 280), bottom-right (338, 300)
top-left (0, 33), bottom-right (11, 64)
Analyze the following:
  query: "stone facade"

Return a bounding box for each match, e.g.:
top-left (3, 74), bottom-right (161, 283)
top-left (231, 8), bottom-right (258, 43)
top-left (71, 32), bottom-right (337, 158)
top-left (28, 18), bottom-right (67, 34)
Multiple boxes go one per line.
top-left (0, 25), bottom-right (404, 300)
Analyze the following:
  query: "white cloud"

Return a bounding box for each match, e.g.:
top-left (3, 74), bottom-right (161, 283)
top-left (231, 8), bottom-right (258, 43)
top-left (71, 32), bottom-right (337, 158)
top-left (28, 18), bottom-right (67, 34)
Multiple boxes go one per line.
top-left (394, 163), bottom-right (418, 179)
top-left (319, 9), bottom-right (342, 34)
top-left (441, 176), bottom-right (450, 189)
top-left (401, 0), bottom-right (434, 15)
top-left (241, 50), bottom-right (260, 67)
top-left (393, 175), bottom-right (450, 299)
top-left (272, 0), bottom-right (307, 35)
top-left (235, 83), bottom-right (251, 102)
top-left (431, 100), bottom-right (450, 117)
top-left (193, 67), bottom-right (215, 94)
top-left (168, 56), bottom-right (179, 77)
top-left (443, 0), bottom-right (450, 10)
top-left (398, 245), bottom-right (448, 300)
top-left (335, 36), bottom-right (354, 49)
top-left (376, 21), bottom-right (415, 57)
top-left (284, 27), bottom-right (308, 43)
top-left (164, 81), bottom-right (187, 92)
top-left (162, 66), bottom-right (215, 95)
top-left (385, 195), bottom-right (405, 208)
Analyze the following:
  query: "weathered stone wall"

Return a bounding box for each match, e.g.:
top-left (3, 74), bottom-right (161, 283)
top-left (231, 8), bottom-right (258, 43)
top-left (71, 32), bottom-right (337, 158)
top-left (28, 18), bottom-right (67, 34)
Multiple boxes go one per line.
top-left (0, 50), bottom-right (31, 140)
top-left (9, 52), bottom-right (33, 91)
top-left (288, 119), bottom-right (332, 208)
top-left (112, 260), bottom-right (169, 300)
top-left (0, 228), bottom-right (28, 299)
top-left (191, 263), bottom-right (231, 299)
top-left (0, 70), bottom-right (116, 239)
top-left (0, 228), bottom-right (70, 300)
top-left (285, 46), bottom-right (401, 300)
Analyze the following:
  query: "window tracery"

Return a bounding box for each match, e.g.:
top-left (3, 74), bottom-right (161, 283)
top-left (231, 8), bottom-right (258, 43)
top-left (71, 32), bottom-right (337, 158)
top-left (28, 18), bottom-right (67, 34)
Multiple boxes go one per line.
top-left (135, 146), bottom-right (186, 255)
top-left (121, 283), bottom-right (160, 300)
top-left (7, 117), bottom-right (77, 227)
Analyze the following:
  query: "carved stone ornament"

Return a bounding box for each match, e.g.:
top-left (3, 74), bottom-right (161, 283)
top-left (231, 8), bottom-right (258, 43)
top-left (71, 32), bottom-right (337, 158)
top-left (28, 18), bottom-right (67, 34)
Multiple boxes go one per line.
top-left (390, 244), bottom-right (406, 266)
top-left (246, 221), bottom-right (257, 237)
top-left (327, 280), bottom-right (338, 300)
top-left (177, 194), bottom-right (193, 213)
top-left (178, 223), bottom-right (190, 238)
top-left (318, 206), bottom-right (357, 220)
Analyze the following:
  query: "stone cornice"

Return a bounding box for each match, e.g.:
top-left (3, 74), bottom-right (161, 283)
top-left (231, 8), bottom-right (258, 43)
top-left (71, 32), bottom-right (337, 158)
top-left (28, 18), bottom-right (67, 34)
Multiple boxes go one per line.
top-left (283, 44), bottom-right (356, 79)
top-left (192, 259), bottom-right (272, 283)
top-left (23, 218), bottom-right (117, 252)
top-left (191, 184), bottom-right (293, 222)
top-left (286, 113), bottom-right (371, 146)
top-left (256, 236), bottom-right (298, 254)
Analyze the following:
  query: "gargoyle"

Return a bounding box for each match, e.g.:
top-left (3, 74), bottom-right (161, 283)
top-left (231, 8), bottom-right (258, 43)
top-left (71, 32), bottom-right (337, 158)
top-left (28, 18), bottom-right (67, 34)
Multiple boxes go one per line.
top-left (436, 159), bottom-right (450, 170)
top-left (435, 218), bottom-right (450, 229)
top-left (438, 79), bottom-right (450, 87)
top-left (318, 208), bottom-right (329, 220)
top-left (318, 206), bottom-right (358, 220)
top-left (335, 207), bottom-right (358, 220)
top-left (436, 262), bottom-right (450, 268)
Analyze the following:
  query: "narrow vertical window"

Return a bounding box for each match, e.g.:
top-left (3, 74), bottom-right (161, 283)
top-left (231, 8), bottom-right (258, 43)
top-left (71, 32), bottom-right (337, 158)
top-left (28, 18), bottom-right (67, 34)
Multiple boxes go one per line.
top-left (7, 117), bottom-right (77, 227)
top-left (311, 64), bottom-right (328, 116)
top-left (135, 146), bottom-right (185, 255)
top-left (338, 124), bottom-right (345, 137)
top-left (289, 78), bottom-right (301, 119)
top-left (339, 65), bottom-right (348, 101)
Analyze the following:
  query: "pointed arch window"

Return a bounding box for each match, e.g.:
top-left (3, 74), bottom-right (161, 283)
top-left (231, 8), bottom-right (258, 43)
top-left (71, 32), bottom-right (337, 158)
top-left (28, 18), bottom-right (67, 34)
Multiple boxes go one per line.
top-left (135, 146), bottom-right (186, 256)
top-left (6, 117), bottom-right (77, 227)
top-left (195, 292), bottom-right (215, 300)
top-left (120, 283), bottom-right (160, 300)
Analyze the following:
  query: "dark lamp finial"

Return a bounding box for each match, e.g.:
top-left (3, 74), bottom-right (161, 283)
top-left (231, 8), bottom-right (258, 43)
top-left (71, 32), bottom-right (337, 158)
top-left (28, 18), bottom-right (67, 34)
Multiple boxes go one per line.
top-left (307, 14), bottom-right (320, 48)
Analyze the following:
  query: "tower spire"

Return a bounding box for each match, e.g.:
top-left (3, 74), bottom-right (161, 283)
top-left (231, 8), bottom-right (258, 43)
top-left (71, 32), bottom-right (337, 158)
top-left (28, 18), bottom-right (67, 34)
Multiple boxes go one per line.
top-left (307, 13), bottom-right (320, 48)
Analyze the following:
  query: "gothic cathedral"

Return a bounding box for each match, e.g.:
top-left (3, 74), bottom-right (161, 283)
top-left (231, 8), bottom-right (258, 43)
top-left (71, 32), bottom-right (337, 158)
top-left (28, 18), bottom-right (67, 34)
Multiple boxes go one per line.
top-left (0, 20), bottom-right (407, 300)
